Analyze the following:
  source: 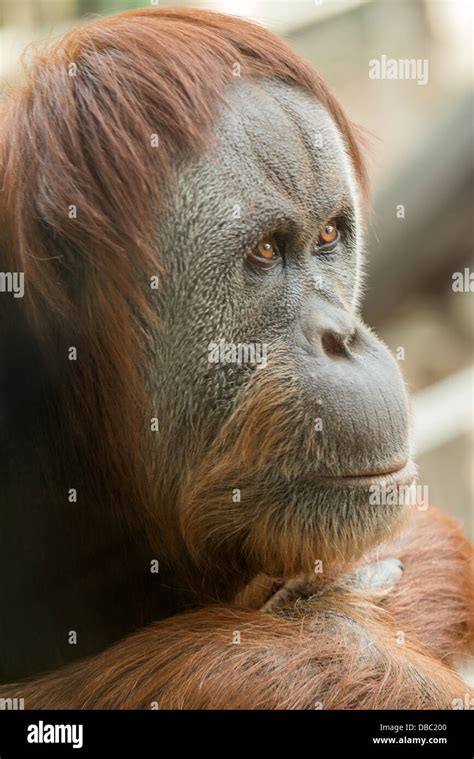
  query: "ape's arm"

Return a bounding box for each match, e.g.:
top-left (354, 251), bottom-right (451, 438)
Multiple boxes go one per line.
top-left (5, 595), bottom-right (468, 710)
top-left (5, 509), bottom-right (472, 710)
top-left (263, 508), bottom-right (474, 666)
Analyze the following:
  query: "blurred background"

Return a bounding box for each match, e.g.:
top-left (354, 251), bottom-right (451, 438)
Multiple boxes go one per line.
top-left (1, 0), bottom-right (472, 537)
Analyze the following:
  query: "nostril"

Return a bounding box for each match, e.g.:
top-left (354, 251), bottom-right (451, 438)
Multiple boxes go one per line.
top-left (321, 331), bottom-right (348, 358)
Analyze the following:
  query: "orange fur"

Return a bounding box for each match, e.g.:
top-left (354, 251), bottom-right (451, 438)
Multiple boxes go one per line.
top-left (0, 8), bottom-right (471, 709)
top-left (1, 508), bottom-right (472, 709)
top-left (0, 8), bottom-right (368, 524)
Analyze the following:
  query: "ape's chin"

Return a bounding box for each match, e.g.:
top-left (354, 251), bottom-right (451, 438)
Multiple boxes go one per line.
top-left (243, 473), bottom-right (413, 579)
top-left (180, 457), bottom-right (415, 591)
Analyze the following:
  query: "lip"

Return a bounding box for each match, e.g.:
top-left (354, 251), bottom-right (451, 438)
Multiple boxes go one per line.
top-left (311, 460), bottom-right (416, 489)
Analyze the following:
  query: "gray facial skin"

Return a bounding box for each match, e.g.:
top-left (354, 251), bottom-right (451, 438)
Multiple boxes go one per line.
top-left (153, 78), bottom-right (413, 597)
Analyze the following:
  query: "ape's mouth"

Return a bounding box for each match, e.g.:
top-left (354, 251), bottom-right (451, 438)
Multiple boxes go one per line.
top-left (313, 459), bottom-right (416, 489)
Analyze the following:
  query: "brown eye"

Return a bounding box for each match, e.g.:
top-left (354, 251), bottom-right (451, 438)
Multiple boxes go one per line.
top-left (248, 237), bottom-right (281, 270)
top-left (257, 240), bottom-right (276, 259)
top-left (318, 220), bottom-right (339, 246)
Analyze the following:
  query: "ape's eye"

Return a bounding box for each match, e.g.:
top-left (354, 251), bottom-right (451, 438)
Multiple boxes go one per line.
top-left (247, 237), bottom-right (282, 270)
top-left (257, 240), bottom-right (276, 259)
top-left (317, 220), bottom-right (339, 248)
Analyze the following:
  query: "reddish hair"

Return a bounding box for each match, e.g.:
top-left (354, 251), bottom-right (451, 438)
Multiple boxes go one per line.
top-left (1, 508), bottom-right (472, 708)
top-left (0, 8), bottom-right (369, 517)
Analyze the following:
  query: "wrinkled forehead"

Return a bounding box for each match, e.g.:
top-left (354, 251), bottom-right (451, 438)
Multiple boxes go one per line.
top-left (206, 78), bottom-right (358, 217)
top-left (160, 78), bottom-right (360, 251)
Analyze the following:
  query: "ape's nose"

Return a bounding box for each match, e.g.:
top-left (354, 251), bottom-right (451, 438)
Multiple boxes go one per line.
top-left (301, 305), bottom-right (356, 358)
